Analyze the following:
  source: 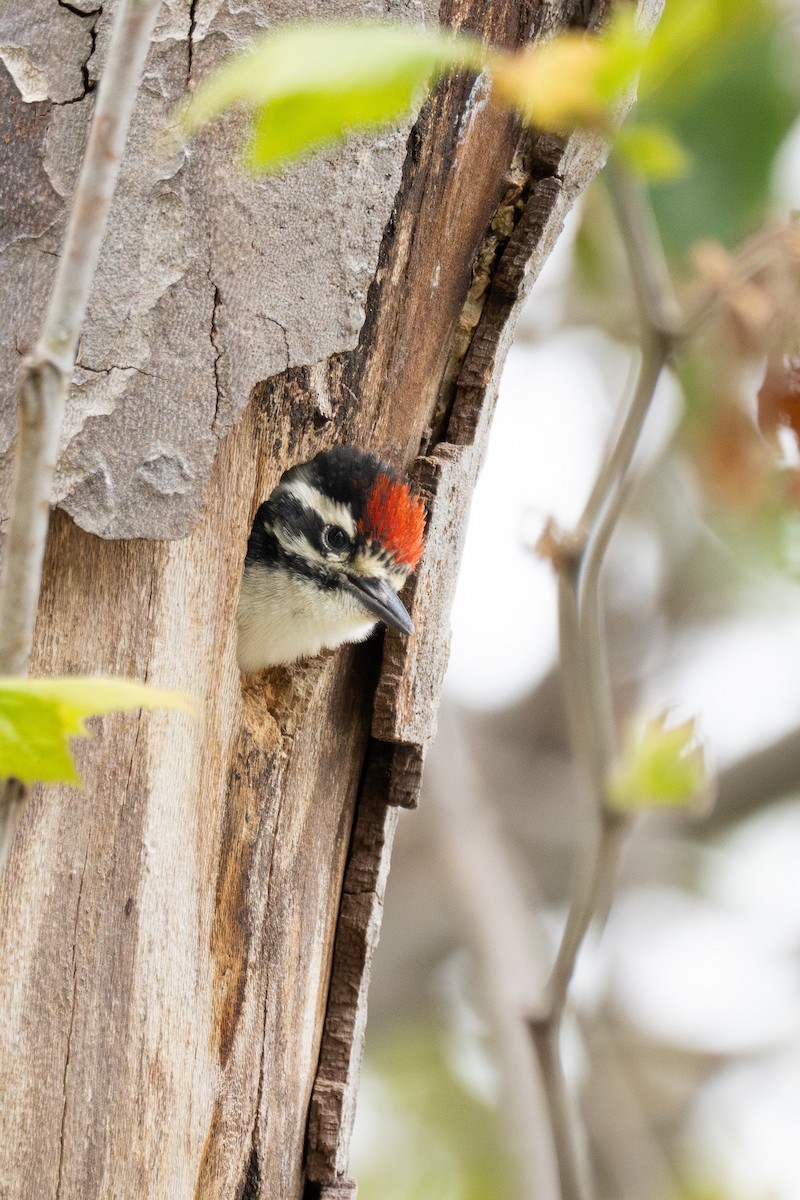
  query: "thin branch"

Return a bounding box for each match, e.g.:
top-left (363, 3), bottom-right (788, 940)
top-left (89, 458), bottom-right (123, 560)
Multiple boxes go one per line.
top-left (577, 334), bottom-right (669, 784)
top-left (557, 554), bottom-right (602, 784)
top-left (529, 1017), bottom-right (596, 1200)
top-left (528, 818), bottom-right (629, 1200)
top-left (546, 814), bottom-right (629, 1023)
top-left (0, 0), bottom-right (163, 864)
top-left (530, 158), bottom-right (683, 1200)
top-left (601, 156), bottom-right (681, 339)
top-left (427, 711), bottom-right (559, 1200)
top-left (581, 161), bottom-right (680, 537)
top-left (0, 0), bottom-right (163, 678)
top-left (563, 163), bottom-right (679, 790)
top-left (683, 226), bottom-right (794, 343)
top-left (535, 150), bottom-right (791, 1199)
top-left (580, 328), bottom-right (672, 543)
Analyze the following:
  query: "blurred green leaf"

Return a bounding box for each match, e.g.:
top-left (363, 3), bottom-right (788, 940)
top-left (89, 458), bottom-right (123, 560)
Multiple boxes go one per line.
top-left (356, 1023), bottom-right (514, 1200)
top-left (568, 0), bottom-right (799, 346)
top-left (615, 123), bottom-right (691, 181)
top-left (490, 8), bottom-right (646, 132)
top-left (640, 6), bottom-right (800, 254)
top-left (180, 21), bottom-right (483, 172)
top-left (247, 78), bottom-right (418, 172)
top-left (607, 712), bottom-right (713, 812)
top-left (638, 0), bottom-right (756, 101)
top-left (0, 677), bottom-right (194, 785)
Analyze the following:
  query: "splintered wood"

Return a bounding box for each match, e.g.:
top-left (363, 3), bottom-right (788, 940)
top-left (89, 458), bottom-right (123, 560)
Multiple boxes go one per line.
top-left (304, 158), bottom-right (612, 1193)
top-left (306, 782), bottom-right (398, 1186)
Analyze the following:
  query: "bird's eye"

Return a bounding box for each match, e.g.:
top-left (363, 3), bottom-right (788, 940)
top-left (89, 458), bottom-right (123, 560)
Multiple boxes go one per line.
top-left (323, 525), bottom-right (349, 554)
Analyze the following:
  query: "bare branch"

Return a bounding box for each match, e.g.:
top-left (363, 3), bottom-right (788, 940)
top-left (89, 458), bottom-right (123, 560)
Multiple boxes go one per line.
top-left (532, 158), bottom-right (682, 1200)
top-left (0, 0), bottom-right (163, 864)
top-left (0, 0), bottom-right (163, 678)
top-left (601, 157), bottom-right (681, 340)
top-left (577, 338), bottom-right (667, 783)
top-left (546, 815), bottom-right (629, 1023)
top-left (427, 711), bottom-right (559, 1200)
top-left (529, 1020), bottom-right (594, 1200)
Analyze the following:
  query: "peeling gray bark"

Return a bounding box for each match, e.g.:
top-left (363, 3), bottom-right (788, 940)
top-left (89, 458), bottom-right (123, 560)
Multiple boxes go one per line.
top-left (1, 0), bottom-right (433, 538)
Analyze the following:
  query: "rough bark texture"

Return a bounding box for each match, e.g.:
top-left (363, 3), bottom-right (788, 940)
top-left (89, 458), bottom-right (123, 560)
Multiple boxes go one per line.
top-left (0, 1), bottom-right (620, 1197)
top-left (0, 0), bottom-right (432, 538)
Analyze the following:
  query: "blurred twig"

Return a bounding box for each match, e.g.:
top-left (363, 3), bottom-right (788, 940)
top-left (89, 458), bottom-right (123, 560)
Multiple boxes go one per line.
top-left (684, 224), bottom-right (797, 343)
top-left (582, 1013), bottom-right (680, 1200)
top-left (530, 157), bottom-right (682, 1200)
top-left (0, 0), bottom-right (163, 866)
top-left (530, 162), bottom-right (799, 1200)
top-left (427, 710), bottom-right (559, 1200)
top-left (704, 723), bottom-right (800, 834)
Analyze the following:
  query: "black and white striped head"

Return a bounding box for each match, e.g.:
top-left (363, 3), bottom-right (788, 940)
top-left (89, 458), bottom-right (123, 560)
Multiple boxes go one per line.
top-left (236, 446), bottom-right (426, 671)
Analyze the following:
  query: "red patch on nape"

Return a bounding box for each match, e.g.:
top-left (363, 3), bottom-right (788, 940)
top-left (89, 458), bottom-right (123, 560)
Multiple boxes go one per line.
top-left (360, 474), bottom-right (426, 570)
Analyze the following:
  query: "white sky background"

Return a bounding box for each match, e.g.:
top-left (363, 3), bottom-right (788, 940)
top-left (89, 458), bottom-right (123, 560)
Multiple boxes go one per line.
top-left (435, 118), bottom-right (800, 1199)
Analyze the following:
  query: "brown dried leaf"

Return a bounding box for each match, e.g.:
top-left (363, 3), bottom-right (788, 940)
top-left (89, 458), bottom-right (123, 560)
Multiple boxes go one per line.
top-left (757, 354), bottom-right (800, 452)
top-left (697, 404), bottom-right (774, 509)
top-left (691, 240), bottom-right (735, 290)
top-left (534, 517), bottom-right (580, 572)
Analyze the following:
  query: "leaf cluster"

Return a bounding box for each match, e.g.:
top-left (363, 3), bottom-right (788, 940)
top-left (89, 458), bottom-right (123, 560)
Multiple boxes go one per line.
top-left (176, 5), bottom-right (728, 179)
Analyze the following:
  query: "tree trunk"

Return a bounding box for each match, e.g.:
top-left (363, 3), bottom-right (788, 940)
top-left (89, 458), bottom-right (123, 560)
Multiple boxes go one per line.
top-left (0, 1), bottom-right (611, 1196)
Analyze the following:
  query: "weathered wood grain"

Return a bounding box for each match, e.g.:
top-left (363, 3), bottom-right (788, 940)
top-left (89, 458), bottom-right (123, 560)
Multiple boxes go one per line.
top-left (0, 0), bottom-right (431, 539)
top-left (0, 1), bottom-right (622, 1197)
top-left (372, 446), bottom-right (473, 748)
top-left (306, 779), bottom-right (399, 1185)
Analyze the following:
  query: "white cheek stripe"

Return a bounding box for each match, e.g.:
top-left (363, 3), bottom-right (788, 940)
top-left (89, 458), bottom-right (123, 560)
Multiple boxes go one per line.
top-left (270, 523), bottom-right (326, 567)
top-left (280, 478), bottom-right (358, 539)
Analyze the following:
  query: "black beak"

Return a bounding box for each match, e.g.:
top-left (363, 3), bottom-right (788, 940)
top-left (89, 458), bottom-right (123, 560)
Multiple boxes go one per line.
top-left (344, 575), bottom-right (415, 637)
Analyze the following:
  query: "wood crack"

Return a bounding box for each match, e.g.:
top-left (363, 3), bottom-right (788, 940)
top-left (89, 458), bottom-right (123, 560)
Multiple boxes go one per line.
top-left (76, 362), bottom-right (158, 379)
top-left (268, 317), bottom-right (291, 374)
top-left (304, 769), bottom-right (398, 1192)
top-left (51, 4), bottom-right (102, 106)
top-left (426, 151), bottom-right (533, 450)
top-left (187, 0), bottom-right (198, 87)
top-left (208, 276), bottom-right (223, 432)
top-left (54, 839), bottom-right (90, 1200)
top-left (239, 776), bottom-right (285, 1197)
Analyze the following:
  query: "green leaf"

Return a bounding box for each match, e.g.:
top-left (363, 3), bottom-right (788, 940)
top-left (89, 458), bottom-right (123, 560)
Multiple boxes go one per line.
top-left (638, 0), bottom-right (757, 101)
top-left (606, 712), bottom-right (713, 813)
top-left (357, 1021), bottom-right (516, 1200)
top-left (0, 691), bottom-right (80, 784)
top-left (0, 677), bottom-right (194, 785)
top-left (638, 3), bottom-right (800, 254)
top-left (614, 124), bottom-right (690, 181)
top-left (489, 9), bottom-right (647, 133)
top-left (180, 21), bottom-right (484, 172)
top-left (593, 6), bottom-right (651, 103)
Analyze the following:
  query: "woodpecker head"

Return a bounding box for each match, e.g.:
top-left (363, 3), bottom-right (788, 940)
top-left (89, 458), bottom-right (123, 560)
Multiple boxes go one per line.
top-left (236, 445), bottom-right (426, 672)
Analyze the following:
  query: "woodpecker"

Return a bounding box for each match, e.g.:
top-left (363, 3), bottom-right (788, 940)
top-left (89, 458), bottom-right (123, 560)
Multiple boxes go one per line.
top-left (236, 445), bottom-right (426, 672)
